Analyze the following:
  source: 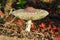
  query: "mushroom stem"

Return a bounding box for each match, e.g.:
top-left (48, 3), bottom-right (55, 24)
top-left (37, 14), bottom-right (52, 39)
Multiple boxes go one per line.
top-left (25, 20), bottom-right (32, 32)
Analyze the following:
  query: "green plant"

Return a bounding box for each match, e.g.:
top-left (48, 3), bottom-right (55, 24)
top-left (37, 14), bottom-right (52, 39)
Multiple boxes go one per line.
top-left (56, 4), bottom-right (60, 14)
top-left (17, 0), bottom-right (27, 8)
top-left (0, 0), bottom-right (6, 6)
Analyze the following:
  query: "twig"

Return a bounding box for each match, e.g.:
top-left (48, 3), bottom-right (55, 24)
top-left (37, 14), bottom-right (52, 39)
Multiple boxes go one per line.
top-left (5, 9), bottom-right (13, 20)
top-left (4, 17), bottom-right (16, 27)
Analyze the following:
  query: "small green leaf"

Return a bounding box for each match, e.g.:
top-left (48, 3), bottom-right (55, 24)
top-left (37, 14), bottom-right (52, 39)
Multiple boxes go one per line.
top-left (18, 0), bottom-right (21, 1)
top-left (22, 1), bottom-right (26, 4)
top-left (58, 5), bottom-right (60, 8)
top-left (16, 0), bottom-right (26, 8)
top-left (17, 2), bottom-right (21, 4)
top-left (0, 4), bottom-right (1, 6)
top-left (17, 0), bottom-right (21, 4)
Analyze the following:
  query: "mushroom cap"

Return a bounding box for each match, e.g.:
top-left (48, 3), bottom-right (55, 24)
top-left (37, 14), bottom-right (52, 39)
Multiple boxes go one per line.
top-left (11, 9), bottom-right (49, 20)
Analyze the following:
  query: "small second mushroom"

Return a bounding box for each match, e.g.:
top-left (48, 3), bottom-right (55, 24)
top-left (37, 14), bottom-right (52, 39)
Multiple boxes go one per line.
top-left (11, 7), bottom-right (49, 32)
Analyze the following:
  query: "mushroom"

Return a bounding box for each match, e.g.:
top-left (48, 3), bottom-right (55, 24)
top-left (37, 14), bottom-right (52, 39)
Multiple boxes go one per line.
top-left (11, 7), bottom-right (49, 32)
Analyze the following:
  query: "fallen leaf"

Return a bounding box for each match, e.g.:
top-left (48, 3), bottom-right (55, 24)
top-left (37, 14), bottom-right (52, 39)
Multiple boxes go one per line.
top-left (53, 25), bottom-right (58, 30)
top-left (56, 36), bottom-right (60, 40)
top-left (47, 24), bottom-right (51, 30)
top-left (16, 20), bottom-right (23, 26)
top-left (39, 23), bottom-right (46, 29)
top-left (31, 23), bottom-right (35, 29)
top-left (0, 11), bottom-right (4, 16)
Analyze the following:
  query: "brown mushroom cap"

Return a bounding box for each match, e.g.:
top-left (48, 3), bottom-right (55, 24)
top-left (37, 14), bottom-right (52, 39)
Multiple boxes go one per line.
top-left (11, 9), bottom-right (49, 20)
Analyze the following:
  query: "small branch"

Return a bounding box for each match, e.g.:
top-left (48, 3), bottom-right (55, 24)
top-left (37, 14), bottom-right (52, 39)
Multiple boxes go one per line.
top-left (4, 0), bottom-right (16, 15)
top-left (4, 17), bottom-right (16, 27)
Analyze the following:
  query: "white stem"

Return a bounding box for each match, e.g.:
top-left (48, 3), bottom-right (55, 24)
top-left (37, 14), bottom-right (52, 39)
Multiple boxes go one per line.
top-left (25, 20), bottom-right (32, 32)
